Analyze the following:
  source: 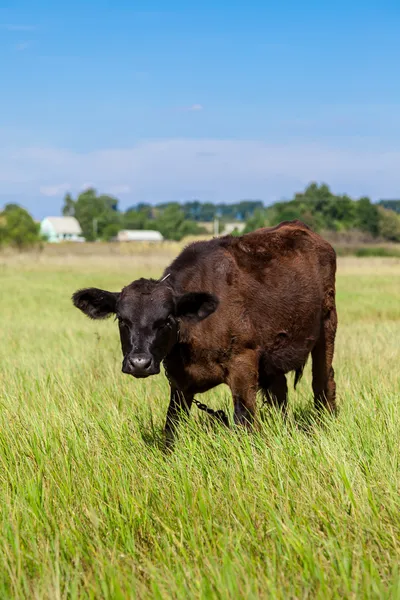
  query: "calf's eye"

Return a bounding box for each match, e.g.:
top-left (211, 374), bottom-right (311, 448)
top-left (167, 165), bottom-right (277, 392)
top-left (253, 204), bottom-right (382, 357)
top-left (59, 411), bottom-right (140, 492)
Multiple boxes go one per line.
top-left (165, 316), bottom-right (174, 328)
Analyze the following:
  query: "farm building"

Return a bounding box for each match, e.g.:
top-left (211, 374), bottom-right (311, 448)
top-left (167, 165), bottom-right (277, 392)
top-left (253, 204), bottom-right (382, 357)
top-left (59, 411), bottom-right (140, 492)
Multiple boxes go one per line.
top-left (40, 217), bottom-right (84, 243)
top-left (115, 230), bottom-right (164, 242)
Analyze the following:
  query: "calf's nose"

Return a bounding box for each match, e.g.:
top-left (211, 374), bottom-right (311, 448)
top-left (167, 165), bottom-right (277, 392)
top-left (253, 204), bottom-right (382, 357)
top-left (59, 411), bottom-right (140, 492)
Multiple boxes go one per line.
top-left (130, 354), bottom-right (152, 370)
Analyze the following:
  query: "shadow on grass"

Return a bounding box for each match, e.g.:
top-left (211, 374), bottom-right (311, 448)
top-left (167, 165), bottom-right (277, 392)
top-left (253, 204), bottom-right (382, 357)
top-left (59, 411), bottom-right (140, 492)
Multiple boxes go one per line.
top-left (139, 426), bottom-right (165, 451)
top-left (259, 400), bottom-right (337, 437)
top-left (134, 410), bottom-right (165, 451)
top-left (136, 399), bottom-right (338, 451)
top-left (137, 402), bottom-right (233, 452)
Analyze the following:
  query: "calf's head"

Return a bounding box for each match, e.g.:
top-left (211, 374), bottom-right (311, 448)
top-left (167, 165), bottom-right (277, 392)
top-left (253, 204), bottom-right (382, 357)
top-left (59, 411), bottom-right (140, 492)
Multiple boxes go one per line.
top-left (72, 278), bottom-right (218, 378)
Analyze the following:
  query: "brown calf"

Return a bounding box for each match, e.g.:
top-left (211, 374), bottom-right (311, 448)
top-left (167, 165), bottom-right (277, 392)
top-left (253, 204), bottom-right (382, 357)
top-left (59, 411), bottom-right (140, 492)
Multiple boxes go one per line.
top-left (72, 220), bottom-right (337, 444)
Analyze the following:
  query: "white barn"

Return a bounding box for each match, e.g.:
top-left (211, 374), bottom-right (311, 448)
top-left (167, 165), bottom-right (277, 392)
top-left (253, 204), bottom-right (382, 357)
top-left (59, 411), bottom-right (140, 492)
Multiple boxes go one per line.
top-left (116, 230), bottom-right (164, 242)
top-left (40, 217), bottom-right (84, 243)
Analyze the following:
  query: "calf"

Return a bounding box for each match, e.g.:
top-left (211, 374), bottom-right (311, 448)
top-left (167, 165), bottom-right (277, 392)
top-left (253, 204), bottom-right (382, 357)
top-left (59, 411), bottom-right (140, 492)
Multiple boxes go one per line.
top-left (72, 220), bottom-right (337, 444)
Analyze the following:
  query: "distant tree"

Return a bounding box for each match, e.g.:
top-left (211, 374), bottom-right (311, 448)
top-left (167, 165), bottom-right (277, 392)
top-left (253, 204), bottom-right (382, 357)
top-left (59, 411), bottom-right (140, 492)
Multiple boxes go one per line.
top-left (62, 192), bottom-right (75, 216)
top-left (143, 200), bottom-right (263, 225)
top-left (325, 195), bottom-right (356, 231)
top-left (355, 197), bottom-right (379, 236)
top-left (264, 199), bottom-right (324, 231)
top-left (177, 201), bottom-right (216, 222)
top-left (123, 206), bottom-right (152, 230)
top-left (68, 188), bottom-right (121, 241)
top-left (182, 200), bottom-right (204, 221)
top-left (196, 202), bottom-right (216, 222)
top-left (242, 183), bottom-right (398, 242)
top-left (377, 206), bottom-right (400, 241)
top-left (125, 203), bottom-right (153, 217)
top-left (155, 204), bottom-right (205, 241)
top-left (1, 203), bottom-right (21, 212)
top-left (234, 200), bottom-right (264, 221)
top-left (378, 199), bottom-right (400, 214)
top-left (243, 209), bottom-right (267, 233)
top-left (0, 204), bottom-right (41, 249)
top-left (101, 223), bottom-right (121, 241)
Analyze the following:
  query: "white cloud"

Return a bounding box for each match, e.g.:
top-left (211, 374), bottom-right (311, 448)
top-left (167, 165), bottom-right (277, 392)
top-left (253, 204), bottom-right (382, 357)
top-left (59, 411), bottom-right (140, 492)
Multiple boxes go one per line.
top-left (39, 183), bottom-right (71, 197)
top-left (2, 139), bottom-right (400, 213)
top-left (187, 104), bottom-right (203, 111)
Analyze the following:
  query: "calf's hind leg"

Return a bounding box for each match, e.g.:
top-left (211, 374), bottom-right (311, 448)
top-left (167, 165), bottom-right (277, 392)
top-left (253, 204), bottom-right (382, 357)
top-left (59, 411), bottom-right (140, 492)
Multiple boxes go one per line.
top-left (311, 306), bottom-right (337, 414)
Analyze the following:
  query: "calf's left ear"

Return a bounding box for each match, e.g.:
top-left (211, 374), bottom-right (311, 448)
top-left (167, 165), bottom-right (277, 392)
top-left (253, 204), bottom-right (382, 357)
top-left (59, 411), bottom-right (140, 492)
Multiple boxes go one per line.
top-left (72, 287), bottom-right (120, 319)
top-left (175, 292), bottom-right (219, 322)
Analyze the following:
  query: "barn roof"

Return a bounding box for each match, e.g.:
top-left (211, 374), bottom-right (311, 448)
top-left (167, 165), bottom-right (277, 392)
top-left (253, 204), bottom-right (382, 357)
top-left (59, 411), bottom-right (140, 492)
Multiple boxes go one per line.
top-left (43, 216), bottom-right (82, 234)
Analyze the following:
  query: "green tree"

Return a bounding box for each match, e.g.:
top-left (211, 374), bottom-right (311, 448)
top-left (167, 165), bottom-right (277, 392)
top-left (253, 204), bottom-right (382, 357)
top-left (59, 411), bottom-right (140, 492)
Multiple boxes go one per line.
top-left (62, 193), bottom-right (75, 216)
top-left (101, 223), bottom-right (121, 241)
top-left (0, 204), bottom-right (41, 249)
top-left (325, 195), bottom-right (356, 231)
top-left (243, 209), bottom-right (267, 233)
top-left (155, 204), bottom-right (205, 241)
top-left (123, 207), bottom-right (151, 230)
top-left (68, 188), bottom-right (121, 241)
top-left (377, 206), bottom-right (400, 241)
top-left (264, 199), bottom-right (323, 231)
top-left (233, 200), bottom-right (264, 221)
top-left (188, 202), bottom-right (216, 222)
top-left (378, 199), bottom-right (400, 214)
top-left (241, 183), bottom-right (395, 239)
top-left (182, 201), bottom-right (204, 221)
top-left (355, 197), bottom-right (379, 236)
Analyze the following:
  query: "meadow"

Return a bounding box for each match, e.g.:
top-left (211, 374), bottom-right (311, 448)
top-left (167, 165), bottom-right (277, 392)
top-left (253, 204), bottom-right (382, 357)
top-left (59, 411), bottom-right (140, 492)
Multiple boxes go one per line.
top-left (0, 249), bottom-right (400, 599)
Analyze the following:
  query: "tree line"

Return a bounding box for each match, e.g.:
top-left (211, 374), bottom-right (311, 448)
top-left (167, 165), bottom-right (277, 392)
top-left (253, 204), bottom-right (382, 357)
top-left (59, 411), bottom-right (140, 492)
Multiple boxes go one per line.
top-left (1, 183), bottom-right (400, 248)
top-left (244, 184), bottom-right (400, 241)
top-left (62, 189), bottom-right (263, 241)
top-left (61, 185), bottom-right (400, 242)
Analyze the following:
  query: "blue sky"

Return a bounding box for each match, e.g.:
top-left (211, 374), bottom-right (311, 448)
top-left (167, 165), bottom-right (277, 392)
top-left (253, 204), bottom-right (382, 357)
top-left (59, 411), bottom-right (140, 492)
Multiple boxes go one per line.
top-left (1, 0), bottom-right (400, 218)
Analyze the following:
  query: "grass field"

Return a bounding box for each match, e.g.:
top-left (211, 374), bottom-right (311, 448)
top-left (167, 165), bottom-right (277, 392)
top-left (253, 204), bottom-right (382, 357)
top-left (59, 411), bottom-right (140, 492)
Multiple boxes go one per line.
top-left (1, 253), bottom-right (400, 599)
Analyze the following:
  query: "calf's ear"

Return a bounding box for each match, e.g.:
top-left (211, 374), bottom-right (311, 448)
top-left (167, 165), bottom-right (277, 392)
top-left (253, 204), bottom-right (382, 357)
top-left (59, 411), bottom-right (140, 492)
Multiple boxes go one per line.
top-left (72, 288), bottom-right (120, 319)
top-left (175, 292), bottom-right (219, 322)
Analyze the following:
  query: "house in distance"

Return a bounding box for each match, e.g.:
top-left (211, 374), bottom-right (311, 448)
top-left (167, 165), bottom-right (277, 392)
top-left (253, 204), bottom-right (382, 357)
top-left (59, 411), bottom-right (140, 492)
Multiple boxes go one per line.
top-left (40, 217), bottom-right (84, 242)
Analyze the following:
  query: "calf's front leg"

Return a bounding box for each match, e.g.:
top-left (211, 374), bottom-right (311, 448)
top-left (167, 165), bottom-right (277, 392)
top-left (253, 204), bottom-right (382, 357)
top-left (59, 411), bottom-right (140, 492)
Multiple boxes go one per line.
top-left (164, 386), bottom-right (193, 447)
top-left (227, 350), bottom-right (259, 428)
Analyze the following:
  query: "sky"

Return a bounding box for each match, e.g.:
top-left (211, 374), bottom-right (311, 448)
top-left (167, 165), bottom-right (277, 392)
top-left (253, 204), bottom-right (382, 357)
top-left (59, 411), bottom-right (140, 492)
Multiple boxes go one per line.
top-left (1, 0), bottom-right (400, 218)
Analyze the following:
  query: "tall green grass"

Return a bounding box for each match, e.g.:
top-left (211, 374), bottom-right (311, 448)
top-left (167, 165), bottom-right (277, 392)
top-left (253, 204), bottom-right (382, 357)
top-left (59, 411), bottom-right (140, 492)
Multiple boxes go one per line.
top-left (0, 257), bottom-right (399, 598)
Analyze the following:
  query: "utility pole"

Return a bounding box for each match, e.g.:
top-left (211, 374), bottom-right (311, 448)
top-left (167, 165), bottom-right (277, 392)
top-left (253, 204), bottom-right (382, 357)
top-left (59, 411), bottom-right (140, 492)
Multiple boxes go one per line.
top-left (93, 218), bottom-right (98, 240)
top-left (213, 217), bottom-right (219, 237)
